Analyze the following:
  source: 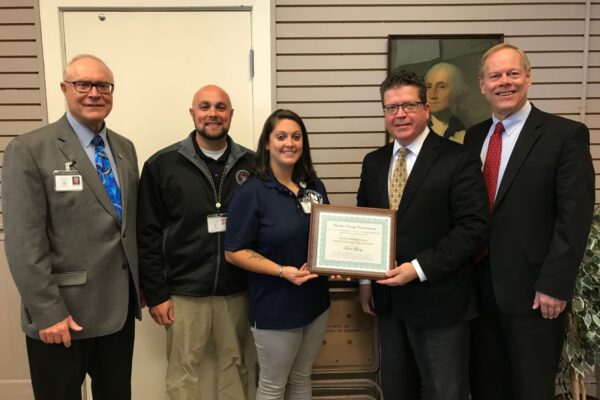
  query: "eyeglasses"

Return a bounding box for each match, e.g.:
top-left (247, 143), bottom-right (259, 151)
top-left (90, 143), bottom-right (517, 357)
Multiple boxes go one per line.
top-left (382, 102), bottom-right (424, 115)
top-left (64, 81), bottom-right (114, 94)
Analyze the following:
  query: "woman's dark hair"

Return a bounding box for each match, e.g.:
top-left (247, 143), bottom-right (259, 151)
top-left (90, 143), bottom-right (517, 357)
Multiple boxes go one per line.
top-left (254, 109), bottom-right (316, 183)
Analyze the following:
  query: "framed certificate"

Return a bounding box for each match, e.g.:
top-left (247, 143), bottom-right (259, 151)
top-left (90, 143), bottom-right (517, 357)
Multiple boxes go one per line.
top-left (308, 204), bottom-right (396, 279)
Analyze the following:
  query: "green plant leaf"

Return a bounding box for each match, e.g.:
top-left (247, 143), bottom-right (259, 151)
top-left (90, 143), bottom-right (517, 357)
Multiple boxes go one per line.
top-left (560, 206), bottom-right (600, 397)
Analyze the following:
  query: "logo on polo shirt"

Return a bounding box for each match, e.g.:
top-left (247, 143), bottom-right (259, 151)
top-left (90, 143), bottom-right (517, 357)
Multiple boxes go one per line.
top-left (302, 189), bottom-right (324, 204)
top-left (236, 169), bottom-right (250, 185)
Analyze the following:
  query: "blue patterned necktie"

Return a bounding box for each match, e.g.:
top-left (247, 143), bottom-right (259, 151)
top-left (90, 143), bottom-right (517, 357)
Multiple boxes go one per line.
top-left (91, 135), bottom-right (122, 222)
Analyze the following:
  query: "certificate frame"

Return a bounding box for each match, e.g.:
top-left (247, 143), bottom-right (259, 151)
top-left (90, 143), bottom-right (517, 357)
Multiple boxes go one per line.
top-left (308, 204), bottom-right (396, 279)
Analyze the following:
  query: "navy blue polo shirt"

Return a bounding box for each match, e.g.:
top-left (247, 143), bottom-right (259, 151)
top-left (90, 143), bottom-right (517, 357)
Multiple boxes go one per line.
top-left (224, 173), bottom-right (330, 329)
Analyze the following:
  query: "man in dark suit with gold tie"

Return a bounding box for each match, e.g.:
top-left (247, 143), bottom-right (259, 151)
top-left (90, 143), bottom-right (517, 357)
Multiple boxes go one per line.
top-left (465, 43), bottom-right (595, 400)
top-left (2, 54), bottom-right (141, 400)
top-left (358, 70), bottom-right (488, 400)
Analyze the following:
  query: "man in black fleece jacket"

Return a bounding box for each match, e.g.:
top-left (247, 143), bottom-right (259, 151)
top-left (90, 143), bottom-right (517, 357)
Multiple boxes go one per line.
top-left (137, 85), bottom-right (254, 400)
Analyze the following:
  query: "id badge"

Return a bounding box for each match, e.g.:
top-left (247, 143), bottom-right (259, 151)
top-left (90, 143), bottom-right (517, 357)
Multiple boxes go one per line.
top-left (207, 213), bottom-right (227, 233)
top-left (299, 189), bottom-right (323, 214)
top-left (300, 201), bottom-right (312, 214)
top-left (53, 170), bottom-right (83, 192)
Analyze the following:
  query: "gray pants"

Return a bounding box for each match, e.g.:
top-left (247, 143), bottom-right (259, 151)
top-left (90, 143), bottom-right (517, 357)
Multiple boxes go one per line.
top-left (251, 308), bottom-right (330, 400)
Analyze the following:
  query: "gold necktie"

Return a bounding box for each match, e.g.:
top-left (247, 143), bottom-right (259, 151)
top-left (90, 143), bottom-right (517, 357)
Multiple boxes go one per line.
top-left (389, 147), bottom-right (409, 210)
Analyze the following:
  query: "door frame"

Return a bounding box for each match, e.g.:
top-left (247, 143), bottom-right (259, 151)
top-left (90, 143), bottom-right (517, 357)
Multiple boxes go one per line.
top-left (39, 0), bottom-right (275, 147)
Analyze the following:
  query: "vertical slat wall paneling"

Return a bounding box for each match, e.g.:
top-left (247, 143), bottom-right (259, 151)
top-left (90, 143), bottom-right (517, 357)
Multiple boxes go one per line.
top-left (275, 0), bottom-right (600, 206)
top-left (0, 0), bottom-right (47, 232)
top-left (0, 3), bottom-right (45, 396)
top-left (590, 2), bottom-right (600, 202)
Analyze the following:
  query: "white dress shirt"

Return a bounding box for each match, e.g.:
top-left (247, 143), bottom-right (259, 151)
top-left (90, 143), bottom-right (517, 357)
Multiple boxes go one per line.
top-left (67, 111), bottom-right (121, 186)
top-left (360, 127), bottom-right (430, 285)
top-left (480, 101), bottom-right (532, 197)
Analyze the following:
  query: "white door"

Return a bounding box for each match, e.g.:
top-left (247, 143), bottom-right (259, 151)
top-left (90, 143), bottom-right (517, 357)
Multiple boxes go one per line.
top-left (62, 9), bottom-right (255, 400)
top-left (62, 9), bottom-right (255, 162)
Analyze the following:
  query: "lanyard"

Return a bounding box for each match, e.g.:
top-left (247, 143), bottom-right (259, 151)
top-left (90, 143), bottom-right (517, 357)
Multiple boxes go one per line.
top-left (199, 158), bottom-right (228, 212)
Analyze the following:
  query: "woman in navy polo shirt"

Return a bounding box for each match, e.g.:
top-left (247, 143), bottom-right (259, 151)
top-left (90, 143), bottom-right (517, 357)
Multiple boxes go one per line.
top-left (224, 109), bottom-right (330, 400)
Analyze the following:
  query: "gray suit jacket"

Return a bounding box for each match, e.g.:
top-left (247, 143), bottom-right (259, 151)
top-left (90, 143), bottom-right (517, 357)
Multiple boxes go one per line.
top-left (2, 114), bottom-right (141, 339)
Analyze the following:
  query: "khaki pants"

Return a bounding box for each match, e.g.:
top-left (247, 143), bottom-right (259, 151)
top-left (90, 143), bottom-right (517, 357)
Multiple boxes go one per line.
top-left (166, 292), bottom-right (250, 400)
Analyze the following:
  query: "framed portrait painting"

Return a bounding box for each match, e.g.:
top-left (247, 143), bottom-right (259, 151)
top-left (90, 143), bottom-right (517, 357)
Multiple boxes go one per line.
top-left (388, 34), bottom-right (503, 143)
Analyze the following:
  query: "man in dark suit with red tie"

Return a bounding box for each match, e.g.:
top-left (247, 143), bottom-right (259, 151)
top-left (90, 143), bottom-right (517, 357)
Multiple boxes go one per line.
top-left (465, 43), bottom-right (595, 400)
top-left (358, 70), bottom-right (488, 400)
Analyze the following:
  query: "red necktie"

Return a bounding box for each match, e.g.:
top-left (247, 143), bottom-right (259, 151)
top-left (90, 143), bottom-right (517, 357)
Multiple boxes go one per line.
top-left (482, 122), bottom-right (504, 211)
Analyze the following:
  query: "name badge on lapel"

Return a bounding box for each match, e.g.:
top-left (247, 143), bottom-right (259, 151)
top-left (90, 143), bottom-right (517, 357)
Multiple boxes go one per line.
top-left (53, 162), bottom-right (83, 192)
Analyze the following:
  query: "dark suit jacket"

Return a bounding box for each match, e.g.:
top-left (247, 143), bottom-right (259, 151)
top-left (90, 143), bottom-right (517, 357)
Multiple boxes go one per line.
top-left (357, 132), bottom-right (489, 328)
top-left (464, 105), bottom-right (595, 315)
top-left (2, 115), bottom-right (141, 339)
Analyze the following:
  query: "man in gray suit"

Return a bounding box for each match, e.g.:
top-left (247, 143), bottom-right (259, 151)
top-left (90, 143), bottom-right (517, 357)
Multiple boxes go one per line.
top-left (2, 54), bottom-right (141, 400)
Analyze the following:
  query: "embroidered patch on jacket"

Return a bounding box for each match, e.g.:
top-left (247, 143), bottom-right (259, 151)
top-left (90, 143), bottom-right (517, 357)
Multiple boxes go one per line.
top-left (236, 169), bottom-right (250, 185)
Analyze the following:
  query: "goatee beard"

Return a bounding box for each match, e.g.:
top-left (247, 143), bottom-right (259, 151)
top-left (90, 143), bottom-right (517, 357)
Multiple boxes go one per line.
top-left (196, 128), bottom-right (228, 141)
